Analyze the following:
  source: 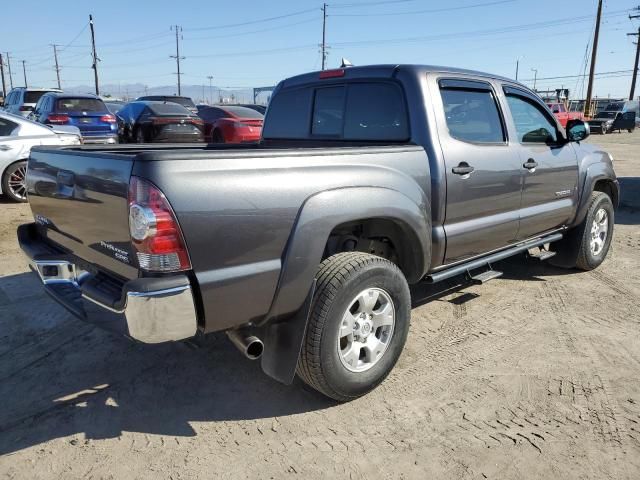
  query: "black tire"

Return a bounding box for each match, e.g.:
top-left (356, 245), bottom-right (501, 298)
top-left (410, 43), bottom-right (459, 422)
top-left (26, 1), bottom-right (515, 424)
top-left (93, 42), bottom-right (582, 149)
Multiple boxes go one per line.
top-left (628, 129), bottom-right (633, 133)
top-left (297, 252), bottom-right (411, 402)
top-left (551, 192), bottom-right (614, 270)
top-left (135, 127), bottom-right (145, 144)
top-left (2, 160), bottom-right (28, 203)
top-left (211, 130), bottom-right (224, 143)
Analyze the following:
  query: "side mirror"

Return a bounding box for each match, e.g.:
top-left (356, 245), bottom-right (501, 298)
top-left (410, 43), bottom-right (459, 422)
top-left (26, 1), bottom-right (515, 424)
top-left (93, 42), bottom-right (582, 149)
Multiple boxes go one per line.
top-left (566, 119), bottom-right (590, 142)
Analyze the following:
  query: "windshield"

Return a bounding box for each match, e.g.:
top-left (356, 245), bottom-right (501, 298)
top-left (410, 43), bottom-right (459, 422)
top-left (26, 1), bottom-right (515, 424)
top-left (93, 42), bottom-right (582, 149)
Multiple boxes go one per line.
top-left (56, 98), bottom-right (106, 113)
top-left (597, 111), bottom-right (617, 119)
top-left (604, 102), bottom-right (623, 111)
top-left (24, 91), bottom-right (49, 103)
top-left (221, 106), bottom-right (264, 119)
top-left (149, 103), bottom-right (192, 115)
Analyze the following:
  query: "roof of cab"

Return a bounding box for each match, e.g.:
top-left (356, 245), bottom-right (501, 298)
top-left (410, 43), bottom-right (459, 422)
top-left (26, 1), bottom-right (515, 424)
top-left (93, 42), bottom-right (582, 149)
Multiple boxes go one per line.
top-left (280, 64), bottom-right (519, 88)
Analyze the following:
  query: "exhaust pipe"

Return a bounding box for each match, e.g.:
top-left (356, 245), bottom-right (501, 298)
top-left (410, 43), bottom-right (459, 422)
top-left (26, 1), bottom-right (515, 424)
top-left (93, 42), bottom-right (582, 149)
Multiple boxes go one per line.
top-left (227, 330), bottom-right (264, 360)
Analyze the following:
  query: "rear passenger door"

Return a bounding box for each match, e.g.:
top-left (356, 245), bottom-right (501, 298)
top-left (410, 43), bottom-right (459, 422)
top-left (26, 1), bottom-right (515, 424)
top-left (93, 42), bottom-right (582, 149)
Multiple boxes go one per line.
top-left (436, 78), bottom-right (523, 264)
top-left (501, 86), bottom-right (579, 240)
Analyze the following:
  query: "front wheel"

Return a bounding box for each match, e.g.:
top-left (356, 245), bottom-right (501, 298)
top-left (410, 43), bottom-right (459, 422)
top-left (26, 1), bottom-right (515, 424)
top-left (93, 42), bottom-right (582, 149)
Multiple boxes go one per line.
top-left (297, 252), bottom-right (411, 402)
top-left (2, 160), bottom-right (28, 203)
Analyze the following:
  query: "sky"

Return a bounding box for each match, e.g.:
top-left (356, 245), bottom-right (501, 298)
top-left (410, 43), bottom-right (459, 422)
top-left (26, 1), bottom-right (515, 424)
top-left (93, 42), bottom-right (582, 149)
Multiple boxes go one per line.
top-left (1, 0), bottom-right (639, 100)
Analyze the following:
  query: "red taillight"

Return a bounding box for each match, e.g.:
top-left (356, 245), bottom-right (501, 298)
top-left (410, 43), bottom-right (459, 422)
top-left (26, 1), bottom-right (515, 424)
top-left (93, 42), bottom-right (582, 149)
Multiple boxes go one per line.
top-left (47, 114), bottom-right (69, 124)
top-left (191, 118), bottom-right (203, 126)
top-left (100, 114), bottom-right (116, 123)
top-left (319, 69), bottom-right (345, 79)
top-left (128, 176), bottom-right (191, 272)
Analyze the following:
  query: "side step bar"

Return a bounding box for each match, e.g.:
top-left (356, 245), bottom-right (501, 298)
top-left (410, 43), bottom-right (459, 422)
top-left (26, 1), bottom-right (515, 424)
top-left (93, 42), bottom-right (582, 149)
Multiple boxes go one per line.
top-left (426, 233), bottom-right (563, 284)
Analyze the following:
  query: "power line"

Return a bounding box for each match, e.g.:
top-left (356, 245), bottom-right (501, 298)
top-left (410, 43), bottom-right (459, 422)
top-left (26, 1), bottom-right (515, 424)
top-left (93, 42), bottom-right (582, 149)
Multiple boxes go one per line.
top-left (185, 17), bottom-right (319, 41)
top-left (331, 0), bottom-right (514, 17)
top-left (185, 7), bottom-right (318, 31)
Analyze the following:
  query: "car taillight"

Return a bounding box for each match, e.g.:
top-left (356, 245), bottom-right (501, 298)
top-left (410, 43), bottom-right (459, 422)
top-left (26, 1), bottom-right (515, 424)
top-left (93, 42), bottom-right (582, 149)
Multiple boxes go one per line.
top-left (128, 176), bottom-right (191, 272)
top-left (191, 118), bottom-right (203, 125)
top-left (47, 114), bottom-right (69, 124)
top-left (100, 114), bottom-right (116, 123)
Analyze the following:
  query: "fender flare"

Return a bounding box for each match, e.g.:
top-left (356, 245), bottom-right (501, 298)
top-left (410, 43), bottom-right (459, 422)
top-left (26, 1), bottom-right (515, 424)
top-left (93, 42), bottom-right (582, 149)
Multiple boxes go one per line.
top-left (260, 186), bottom-right (431, 384)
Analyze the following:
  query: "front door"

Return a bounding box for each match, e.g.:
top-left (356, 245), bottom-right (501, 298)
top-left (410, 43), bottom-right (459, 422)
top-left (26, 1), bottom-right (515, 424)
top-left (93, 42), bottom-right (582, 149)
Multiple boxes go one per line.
top-left (436, 78), bottom-right (523, 265)
top-left (501, 86), bottom-right (579, 240)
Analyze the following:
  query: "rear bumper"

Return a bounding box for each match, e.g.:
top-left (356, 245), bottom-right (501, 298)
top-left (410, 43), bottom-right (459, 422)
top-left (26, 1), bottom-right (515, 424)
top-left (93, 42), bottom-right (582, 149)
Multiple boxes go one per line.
top-left (81, 134), bottom-right (118, 144)
top-left (18, 223), bottom-right (198, 343)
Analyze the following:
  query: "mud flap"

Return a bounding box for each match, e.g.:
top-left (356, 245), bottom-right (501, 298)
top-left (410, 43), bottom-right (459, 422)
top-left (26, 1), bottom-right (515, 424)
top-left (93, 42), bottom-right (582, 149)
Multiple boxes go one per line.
top-left (260, 280), bottom-right (316, 385)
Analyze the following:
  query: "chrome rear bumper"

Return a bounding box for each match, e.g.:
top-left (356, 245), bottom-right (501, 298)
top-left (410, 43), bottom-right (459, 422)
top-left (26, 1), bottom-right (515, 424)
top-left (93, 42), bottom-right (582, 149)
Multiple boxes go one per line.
top-left (20, 224), bottom-right (198, 344)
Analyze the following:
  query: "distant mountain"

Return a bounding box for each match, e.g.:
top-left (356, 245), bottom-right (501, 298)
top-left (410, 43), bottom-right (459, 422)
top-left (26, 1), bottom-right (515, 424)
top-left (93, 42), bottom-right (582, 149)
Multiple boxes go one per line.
top-left (63, 83), bottom-right (271, 104)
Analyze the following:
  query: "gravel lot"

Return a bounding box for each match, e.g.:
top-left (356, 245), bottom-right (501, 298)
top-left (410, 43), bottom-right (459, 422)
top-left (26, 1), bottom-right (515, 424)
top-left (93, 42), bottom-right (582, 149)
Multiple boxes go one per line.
top-left (0, 132), bottom-right (638, 479)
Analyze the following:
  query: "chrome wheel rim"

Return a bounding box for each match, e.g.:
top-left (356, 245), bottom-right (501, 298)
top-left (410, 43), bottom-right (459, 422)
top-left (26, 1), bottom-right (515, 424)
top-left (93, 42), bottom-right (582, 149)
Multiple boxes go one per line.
top-left (590, 208), bottom-right (608, 256)
top-left (338, 287), bottom-right (395, 373)
top-left (7, 164), bottom-right (27, 200)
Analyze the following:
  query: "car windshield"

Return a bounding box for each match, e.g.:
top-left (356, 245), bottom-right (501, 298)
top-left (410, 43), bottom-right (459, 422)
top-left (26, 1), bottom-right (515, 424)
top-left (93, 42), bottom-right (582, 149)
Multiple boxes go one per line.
top-left (604, 102), bottom-right (623, 111)
top-left (146, 97), bottom-right (195, 108)
top-left (221, 106), bottom-right (264, 119)
top-left (149, 103), bottom-right (192, 115)
top-left (56, 98), bottom-right (106, 112)
top-left (598, 111), bottom-right (617, 119)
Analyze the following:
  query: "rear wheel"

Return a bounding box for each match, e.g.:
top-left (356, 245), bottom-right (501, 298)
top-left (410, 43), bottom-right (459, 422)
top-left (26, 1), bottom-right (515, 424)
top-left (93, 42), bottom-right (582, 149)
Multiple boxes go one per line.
top-left (2, 160), bottom-right (28, 203)
top-left (211, 130), bottom-right (225, 143)
top-left (135, 128), bottom-right (145, 144)
top-left (297, 252), bottom-right (411, 402)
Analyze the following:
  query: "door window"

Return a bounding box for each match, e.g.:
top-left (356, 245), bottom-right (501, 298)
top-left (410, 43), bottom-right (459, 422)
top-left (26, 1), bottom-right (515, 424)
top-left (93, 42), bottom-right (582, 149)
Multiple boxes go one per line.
top-left (312, 86), bottom-right (345, 136)
top-left (506, 94), bottom-right (558, 144)
top-left (439, 85), bottom-right (505, 143)
top-left (0, 118), bottom-right (18, 136)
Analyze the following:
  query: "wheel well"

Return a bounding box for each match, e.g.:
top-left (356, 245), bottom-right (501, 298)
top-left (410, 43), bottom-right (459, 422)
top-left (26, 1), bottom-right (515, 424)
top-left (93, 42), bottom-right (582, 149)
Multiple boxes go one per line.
top-left (323, 218), bottom-right (420, 281)
top-left (594, 179), bottom-right (618, 207)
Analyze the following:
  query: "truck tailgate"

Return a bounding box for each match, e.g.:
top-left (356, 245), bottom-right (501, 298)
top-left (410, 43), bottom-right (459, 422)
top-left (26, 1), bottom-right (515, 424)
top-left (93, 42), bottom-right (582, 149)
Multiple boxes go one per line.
top-left (27, 148), bottom-right (138, 280)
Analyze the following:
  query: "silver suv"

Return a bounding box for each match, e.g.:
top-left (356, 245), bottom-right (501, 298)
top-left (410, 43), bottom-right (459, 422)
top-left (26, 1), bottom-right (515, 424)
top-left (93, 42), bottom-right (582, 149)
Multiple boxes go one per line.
top-left (2, 87), bottom-right (62, 117)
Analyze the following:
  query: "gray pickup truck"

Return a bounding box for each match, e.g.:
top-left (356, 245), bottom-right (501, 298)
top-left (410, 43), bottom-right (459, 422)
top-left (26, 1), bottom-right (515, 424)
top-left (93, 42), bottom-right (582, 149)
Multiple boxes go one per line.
top-left (18, 64), bottom-right (618, 401)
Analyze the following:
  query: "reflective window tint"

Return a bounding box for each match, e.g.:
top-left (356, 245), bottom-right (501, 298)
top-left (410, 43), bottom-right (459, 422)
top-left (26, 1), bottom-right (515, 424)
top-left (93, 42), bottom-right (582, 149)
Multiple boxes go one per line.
top-left (440, 88), bottom-right (505, 143)
top-left (506, 95), bottom-right (558, 143)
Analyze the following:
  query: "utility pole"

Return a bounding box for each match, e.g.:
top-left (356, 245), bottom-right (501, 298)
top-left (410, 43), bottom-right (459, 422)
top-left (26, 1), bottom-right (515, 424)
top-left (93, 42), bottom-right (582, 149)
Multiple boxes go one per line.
top-left (89, 15), bottom-right (100, 95)
top-left (629, 9), bottom-right (640, 100)
top-left (5, 52), bottom-right (13, 89)
top-left (51, 44), bottom-right (61, 89)
top-left (515, 58), bottom-right (520, 81)
top-left (170, 25), bottom-right (185, 95)
top-left (207, 75), bottom-right (213, 104)
top-left (21, 60), bottom-right (27, 88)
top-left (585, 0), bottom-right (603, 117)
top-left (0, 53), bottom-right (6, 98)
top-left (321, 3), bottom-right (327, 70)
top-left (531, 68), bottom-right (538, 90)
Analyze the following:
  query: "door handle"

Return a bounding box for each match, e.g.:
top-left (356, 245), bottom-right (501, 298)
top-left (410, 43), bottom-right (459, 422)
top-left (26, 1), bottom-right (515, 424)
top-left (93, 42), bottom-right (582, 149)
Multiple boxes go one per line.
top-left (523, 158), bottom-right (538, 170)
top-left (452, 163), bottom-right (475, 175)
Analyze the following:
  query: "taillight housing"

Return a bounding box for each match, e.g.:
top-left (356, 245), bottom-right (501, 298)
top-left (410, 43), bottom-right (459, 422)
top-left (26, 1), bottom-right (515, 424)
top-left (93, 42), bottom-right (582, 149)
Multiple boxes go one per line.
top-left (47, 114), bottom-right (70, 124)
top-left (100, 114), bottom-right (116, 123)
top-left (128, 176), bottom-right (191, 272)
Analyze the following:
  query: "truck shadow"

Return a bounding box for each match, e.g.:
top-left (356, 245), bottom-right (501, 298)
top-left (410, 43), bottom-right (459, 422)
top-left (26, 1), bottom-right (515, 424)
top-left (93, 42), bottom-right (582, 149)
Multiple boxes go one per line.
top-left (0, 272), bottom-right (333, 455)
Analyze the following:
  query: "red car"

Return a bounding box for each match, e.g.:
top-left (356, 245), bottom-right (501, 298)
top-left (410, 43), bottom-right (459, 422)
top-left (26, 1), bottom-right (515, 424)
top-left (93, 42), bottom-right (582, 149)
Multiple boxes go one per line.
top-left (198, 105), bottom-right (264, 143)
top-left (546, 102), bottom-right (584, 128)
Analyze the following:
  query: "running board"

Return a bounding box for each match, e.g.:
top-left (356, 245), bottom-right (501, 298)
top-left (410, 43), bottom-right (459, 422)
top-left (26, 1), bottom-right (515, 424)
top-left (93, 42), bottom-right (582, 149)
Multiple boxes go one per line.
top-left (469, 269), bottom-right (503, 284)
top-left (426, 233), bottom-right (563, 284)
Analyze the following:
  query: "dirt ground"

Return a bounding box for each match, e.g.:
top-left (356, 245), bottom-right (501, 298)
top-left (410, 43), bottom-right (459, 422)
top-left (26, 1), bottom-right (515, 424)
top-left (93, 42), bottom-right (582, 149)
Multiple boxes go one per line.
top-left (0, 132), bottom-right (638, 479)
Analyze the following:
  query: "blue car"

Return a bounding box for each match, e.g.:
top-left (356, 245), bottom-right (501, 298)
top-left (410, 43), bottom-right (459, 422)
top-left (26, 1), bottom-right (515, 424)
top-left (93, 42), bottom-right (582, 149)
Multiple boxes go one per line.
top-left (30, 93), bottom-right (118, 144)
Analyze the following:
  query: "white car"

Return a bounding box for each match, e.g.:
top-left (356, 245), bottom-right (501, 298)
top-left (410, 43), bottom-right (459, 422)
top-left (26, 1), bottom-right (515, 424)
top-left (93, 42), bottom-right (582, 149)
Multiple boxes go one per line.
top-left (0, 112), bottom-right (81, 202)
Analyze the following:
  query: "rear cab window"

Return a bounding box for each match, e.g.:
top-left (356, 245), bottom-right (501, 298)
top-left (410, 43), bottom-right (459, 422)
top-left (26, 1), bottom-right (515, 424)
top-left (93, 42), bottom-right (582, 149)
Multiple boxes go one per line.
top-left (24, 91), bottom-right (49, 104)
top-left (263, 81), bottom-right (409, 141)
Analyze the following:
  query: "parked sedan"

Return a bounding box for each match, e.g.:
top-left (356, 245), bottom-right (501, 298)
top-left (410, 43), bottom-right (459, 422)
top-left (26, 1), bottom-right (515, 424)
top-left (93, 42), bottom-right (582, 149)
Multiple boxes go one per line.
top-left (198, 105), bottom-right (263, 143)
top-left (135, 95), bottom-right (198, 114)
top-left (0, 111), bottom-right (81, 202)
top-left (116, 101), bottom-right (204, 143)
top-left (30, 93), bottom-right (118, 144)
